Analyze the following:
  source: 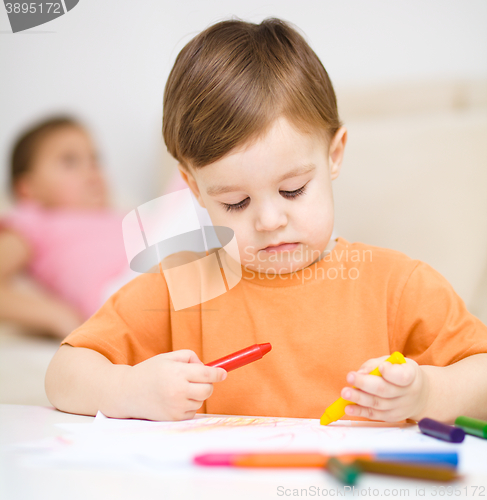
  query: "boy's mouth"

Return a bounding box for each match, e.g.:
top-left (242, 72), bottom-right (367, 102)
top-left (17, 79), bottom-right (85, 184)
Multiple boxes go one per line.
top-left (261, 242), bottom-right (299, 252)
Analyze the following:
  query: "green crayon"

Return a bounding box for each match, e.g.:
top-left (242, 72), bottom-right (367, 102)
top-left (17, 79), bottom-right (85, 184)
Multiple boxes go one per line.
top-left (326, 457), bottom-right (361, 485)
top-left (455, 416), bottom-right (487, 439)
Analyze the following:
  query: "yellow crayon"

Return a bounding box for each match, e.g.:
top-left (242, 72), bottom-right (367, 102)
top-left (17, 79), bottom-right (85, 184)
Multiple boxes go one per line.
top-left (320, 351), bottom-right (406, 426)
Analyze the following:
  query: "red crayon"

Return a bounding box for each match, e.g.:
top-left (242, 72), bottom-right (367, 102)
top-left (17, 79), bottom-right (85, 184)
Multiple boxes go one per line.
top-left (206, 343), bottom-right (272, 372)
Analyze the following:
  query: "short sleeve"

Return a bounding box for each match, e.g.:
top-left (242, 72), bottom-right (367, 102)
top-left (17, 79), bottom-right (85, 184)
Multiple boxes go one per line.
top-left (61, 267), bottom-right (173, 365)
top-left (391, 261), bottom-right (487, 366)
top-left (0, 201), bottom-right (44, 251)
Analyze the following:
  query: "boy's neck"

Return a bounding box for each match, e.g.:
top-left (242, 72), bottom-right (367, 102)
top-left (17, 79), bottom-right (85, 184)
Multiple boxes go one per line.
top-left (310, 237), bottom-right (337, 266)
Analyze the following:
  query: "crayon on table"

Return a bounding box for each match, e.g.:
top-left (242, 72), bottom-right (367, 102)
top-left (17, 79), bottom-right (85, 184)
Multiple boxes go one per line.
top-left (418, 417), bottom-right (465, 443)
top-left (454, 416), bottom-right (487, 439)
top-left (320, 351), bottom-right (406, 425)
top-left (364, 452), bottom-right (458, 467)
top-left (193, 451), bottom-right (458, 467)
top-left (194, 452), bottom-right (329, 467)
top-left (326, 457), bottom-right (361, 485)
top-left (205, 343), bottom-right (272, 372)
top-left (353, 459), bottom-right (458, 482)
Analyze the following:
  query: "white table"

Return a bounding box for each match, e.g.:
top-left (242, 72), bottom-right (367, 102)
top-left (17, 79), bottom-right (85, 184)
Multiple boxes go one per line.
top-left (1, 404), bottom-right (487, 500)
top-left (0, 325), bottom-right (60, 407)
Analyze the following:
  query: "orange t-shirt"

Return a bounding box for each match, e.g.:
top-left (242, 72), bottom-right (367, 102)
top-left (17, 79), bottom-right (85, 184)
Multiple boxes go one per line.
top-left (61, 236), bottom-right (487, 419)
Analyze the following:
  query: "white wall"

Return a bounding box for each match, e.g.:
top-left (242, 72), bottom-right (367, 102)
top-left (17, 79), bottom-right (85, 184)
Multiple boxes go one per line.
top-left (1, 0), bottom-right (486, 208)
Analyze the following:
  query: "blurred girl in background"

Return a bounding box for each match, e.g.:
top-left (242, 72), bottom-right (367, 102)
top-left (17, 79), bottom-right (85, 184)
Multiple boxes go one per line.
top-left (0, 117), bottom-right (134, 338)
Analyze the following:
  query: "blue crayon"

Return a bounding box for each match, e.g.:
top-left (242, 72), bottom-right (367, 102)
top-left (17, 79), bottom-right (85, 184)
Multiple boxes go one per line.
top-left (376, 451), bottom-right (458, 467)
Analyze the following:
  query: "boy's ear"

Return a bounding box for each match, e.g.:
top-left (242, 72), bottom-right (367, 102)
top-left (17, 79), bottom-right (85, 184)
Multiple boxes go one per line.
top-left (328, 126), bottom-right (347, 181)
top-left (177, 164), bottom-right (206, 208)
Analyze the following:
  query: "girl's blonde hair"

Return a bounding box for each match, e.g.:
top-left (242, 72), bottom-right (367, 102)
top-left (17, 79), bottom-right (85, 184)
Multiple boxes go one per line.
top-left (163, 17), bottom-right (342, 170)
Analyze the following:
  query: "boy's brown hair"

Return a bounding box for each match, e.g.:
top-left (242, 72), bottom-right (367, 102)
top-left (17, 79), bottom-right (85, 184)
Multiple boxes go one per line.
top-left (10, 116), bottom-right (81, 193)
top-left (163, 17), bottom-right (342, 171)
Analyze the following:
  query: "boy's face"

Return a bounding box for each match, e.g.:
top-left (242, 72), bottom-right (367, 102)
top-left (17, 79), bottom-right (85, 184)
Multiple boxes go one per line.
top-left (180, 116), bottom-right (347, 275)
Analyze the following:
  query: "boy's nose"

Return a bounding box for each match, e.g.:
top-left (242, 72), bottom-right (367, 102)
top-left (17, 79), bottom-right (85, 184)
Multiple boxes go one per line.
top-left (254, 205), bottom-right (288, 233)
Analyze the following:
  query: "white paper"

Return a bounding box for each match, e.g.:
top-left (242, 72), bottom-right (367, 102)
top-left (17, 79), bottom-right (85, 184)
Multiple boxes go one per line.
top-left (9, 414), bottom-right (471, 473)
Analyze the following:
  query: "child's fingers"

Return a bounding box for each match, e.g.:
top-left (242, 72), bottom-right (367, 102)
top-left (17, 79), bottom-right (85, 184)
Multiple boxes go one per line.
top-left (185, 363), bottom-right (227, 383)
top-left (187, 381), bottom-right (214, 402)
top-left (186, 398), bottom-right (206, 411)
top-left (163, 349), bottom-right (204, 364)
top-left (341, 386), bottom-right (401, 411)
top-left (182, 411), bottom-right (197, 420)
top-left (183, 407), bottom-right (201, 419)
top-left (177, 400), bottom-right (205, 420)
top-left (344, 403), bottom-right (403, 422)
top-left (356, 355), bottom-right (389, 374)
top-left (379, 360), bottom-right (416, 387)
top-left (346, 371), bottom-right (408, 398)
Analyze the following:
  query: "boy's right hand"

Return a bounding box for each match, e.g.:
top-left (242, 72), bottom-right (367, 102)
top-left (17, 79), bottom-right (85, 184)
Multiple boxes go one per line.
top-left (121, 350), bottom-right (227, 421)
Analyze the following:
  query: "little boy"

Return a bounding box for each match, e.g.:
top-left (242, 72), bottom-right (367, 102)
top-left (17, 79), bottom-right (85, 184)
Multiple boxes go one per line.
top-left (46, 17), bottom-right (487, 423)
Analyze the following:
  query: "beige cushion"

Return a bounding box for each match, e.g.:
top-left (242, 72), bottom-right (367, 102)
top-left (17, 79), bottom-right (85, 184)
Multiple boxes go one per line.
top-left (333, 81), bottom-right (487, 323)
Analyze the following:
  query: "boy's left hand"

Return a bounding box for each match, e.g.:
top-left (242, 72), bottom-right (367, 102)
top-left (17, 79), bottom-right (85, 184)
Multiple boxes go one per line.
top-left (341, 356), bottom-right (429, 422)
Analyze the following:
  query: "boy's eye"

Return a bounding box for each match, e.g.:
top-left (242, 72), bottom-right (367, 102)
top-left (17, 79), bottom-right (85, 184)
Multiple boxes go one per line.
top-left (280, 184), bottom-right (307, 200)
top-left (222, 197), bottom-right (250, 213)
top-left (221, 184), bottom-right (308, 213)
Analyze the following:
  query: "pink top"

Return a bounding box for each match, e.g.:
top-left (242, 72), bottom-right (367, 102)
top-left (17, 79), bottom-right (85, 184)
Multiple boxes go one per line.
top-left (0, 200), bottom-right (130, 319)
